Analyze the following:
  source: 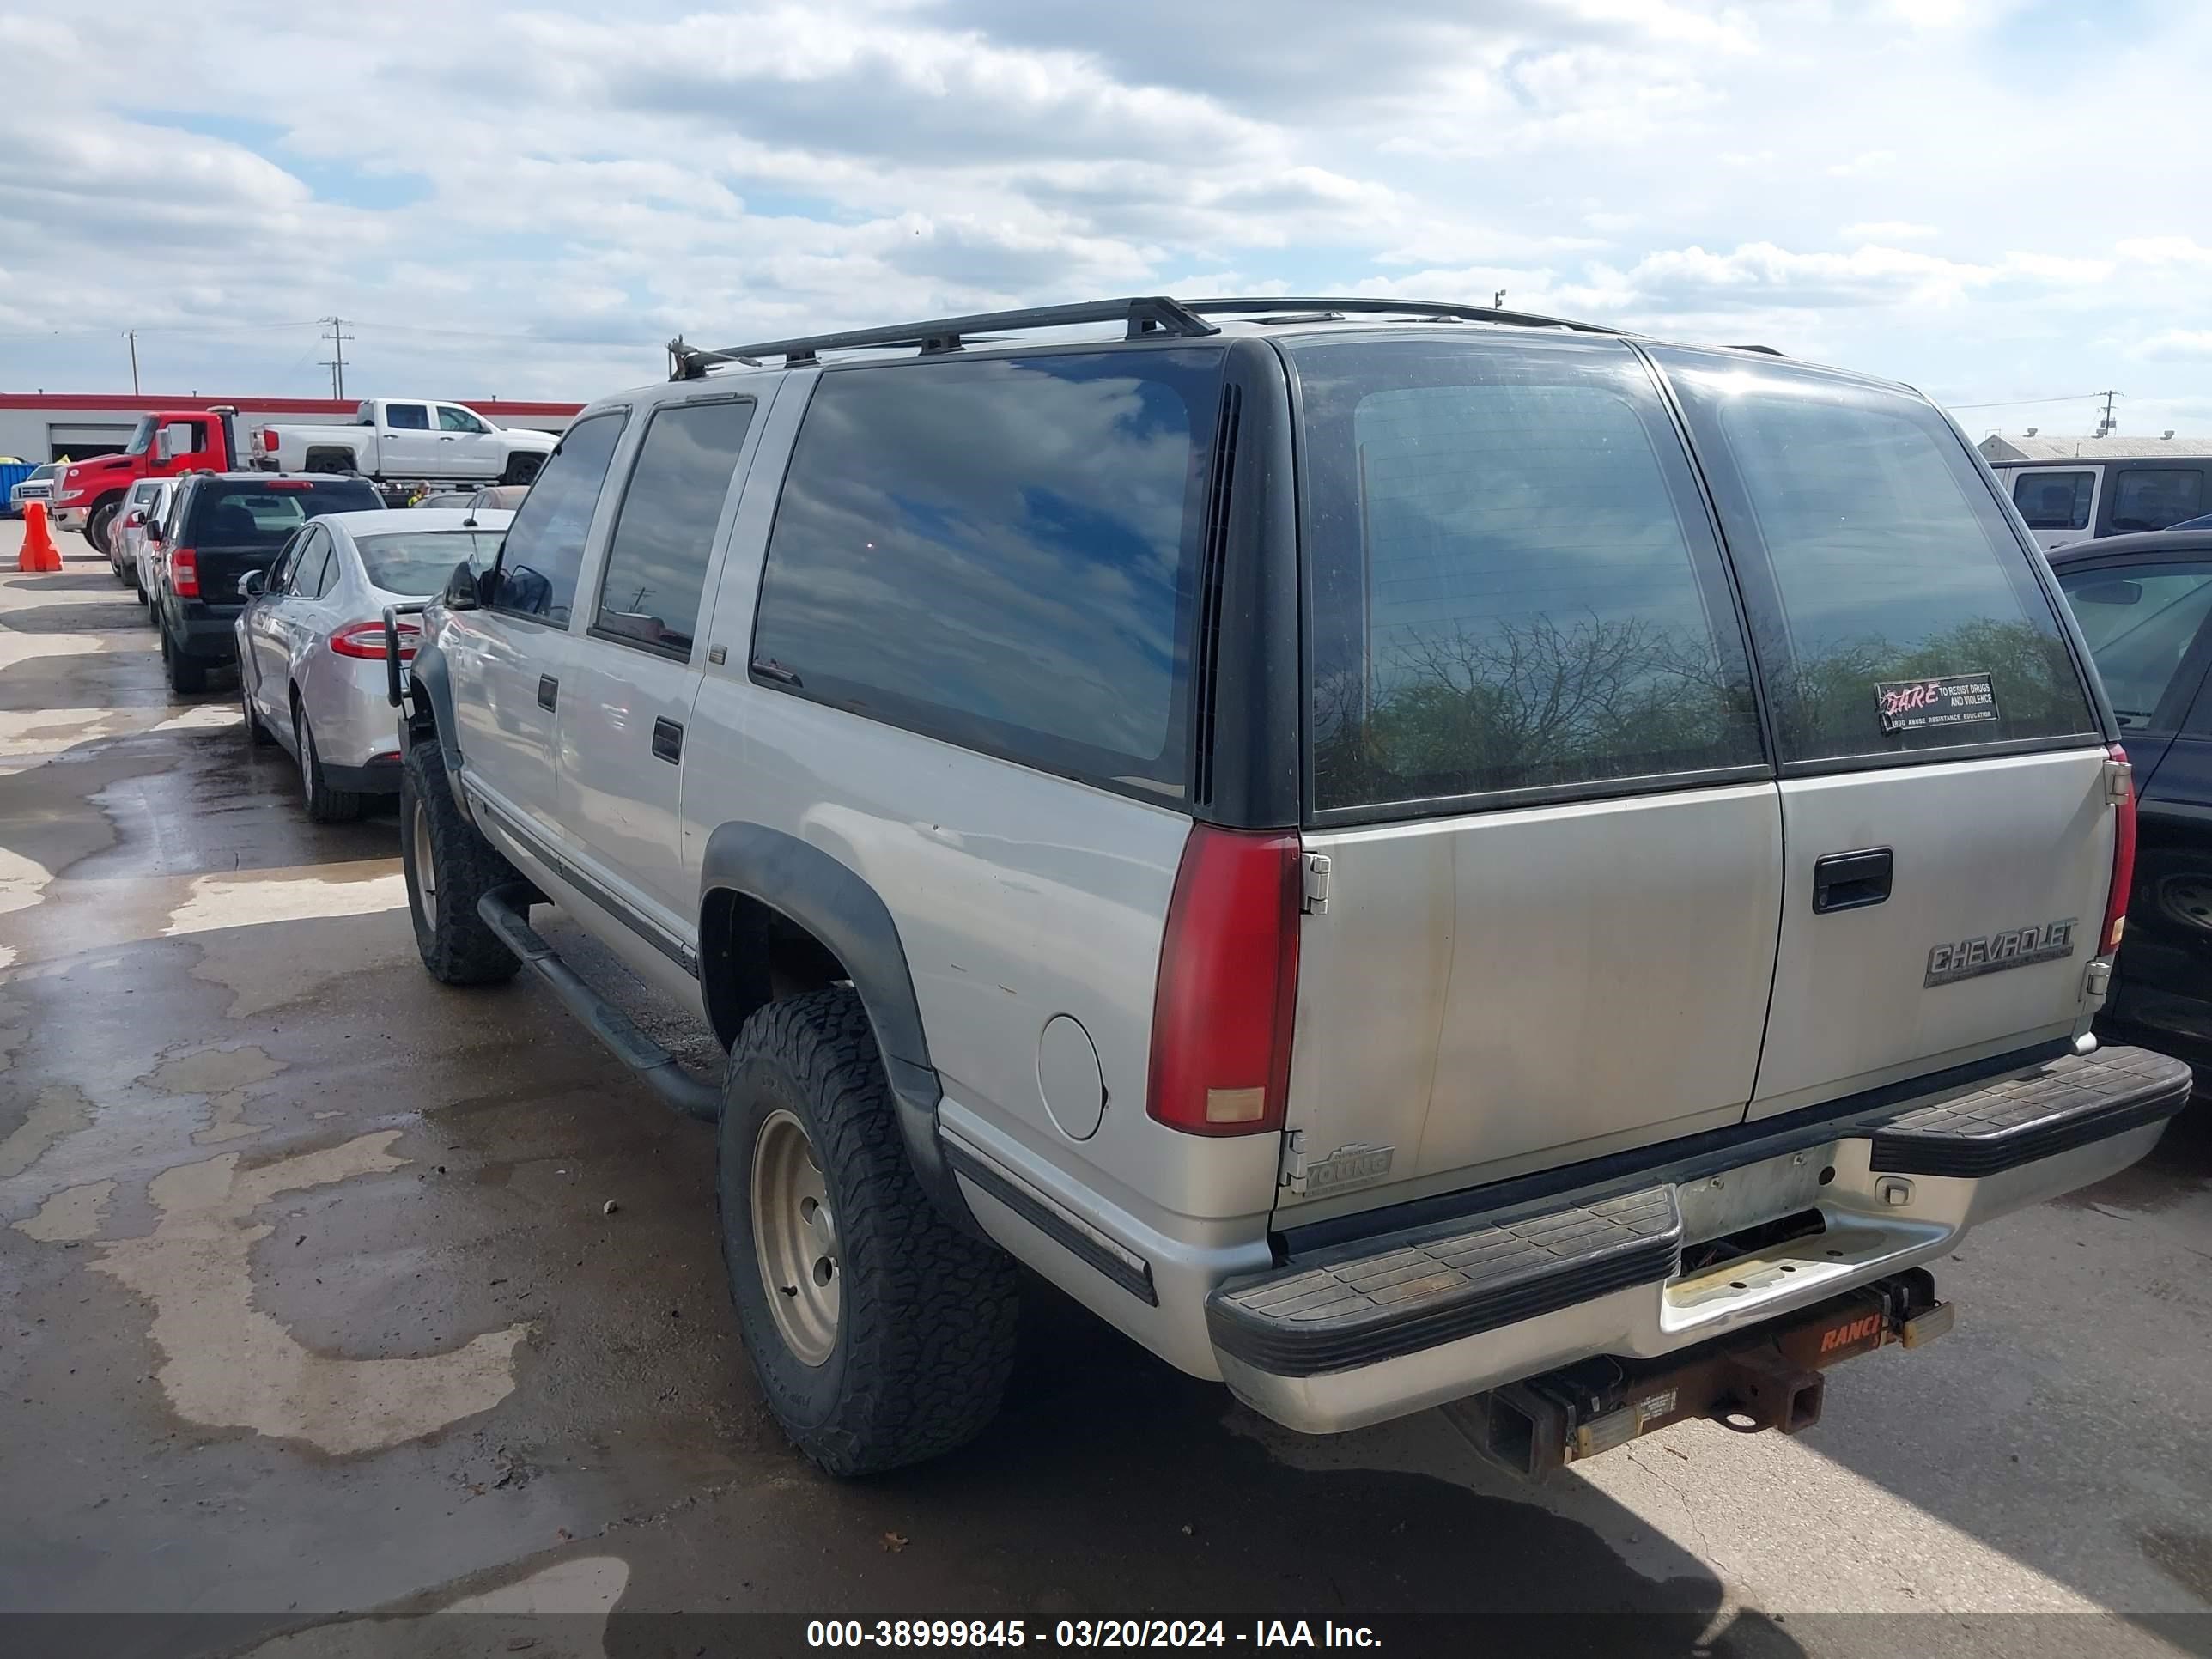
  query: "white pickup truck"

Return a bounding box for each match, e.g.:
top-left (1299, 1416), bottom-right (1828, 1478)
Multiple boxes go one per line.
top-left (252, 399), bottom-right (558, 485)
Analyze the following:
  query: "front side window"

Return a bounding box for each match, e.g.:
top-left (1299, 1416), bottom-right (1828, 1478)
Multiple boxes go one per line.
top-left (386, 404), bottom-right (431, 432)
top-left (438, 406), bottom-right (488, 434)
top-left (1652, 348), bottom-right (2097, 763)
top-left (2111, 468), bottom-right (2205, 533)
top-left (293, 532), bottom-right (334, 599)
top-left (490, 410), bottom-right (626, 623)
top-left (2013, 470), bottom-right (2094, 531)
top-left (595, 398), bottom-right (755, 657)
top-left (752, 349), bottom-right (1219, 795)
top-left (268, 527), bottom-right (312, 592)
top-left (2058, 562), bottom-right (2212, 730)
top-left (1292, 336), bottom-right (1765, 813)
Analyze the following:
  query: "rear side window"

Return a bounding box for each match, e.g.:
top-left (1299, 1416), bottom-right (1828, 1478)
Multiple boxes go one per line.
top-left (386, 404), bottom-right (431, 431)
top-left (750, 349), bottom-right (1220, 796)
top-left (1291, 336), bottom-right (1765, 814)
top-left (491, 411), bottom-right (626, 624)
top-left (356, 531), bottom-right (504, 595)
top-left (2013, 471), bottom-right (2094, 531)
top-left (185, 479), bottom-right (380, 550)
top-left (594, 398), bottom-right (756, 657)
top-left (2111, 469), bottom-right (2204, 533)
top-left (1651, 348), bottom-right (2097, 764)
top-left (2057, 562), bottom-right (2212, 729)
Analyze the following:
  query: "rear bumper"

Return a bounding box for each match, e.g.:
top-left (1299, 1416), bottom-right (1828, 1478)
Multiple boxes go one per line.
top-left (1209, 1044), bottom-right (2191, 1434)
top-left (167, 606), bottom-right (242, 664)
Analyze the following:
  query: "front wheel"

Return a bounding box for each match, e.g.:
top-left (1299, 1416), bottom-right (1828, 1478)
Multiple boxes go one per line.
top-left (87, 499), bottom-right (118, 557)
top-left (718, 987), bottom-right (1019, 1476)
top-left (400, 739), bottom-right (521, 984)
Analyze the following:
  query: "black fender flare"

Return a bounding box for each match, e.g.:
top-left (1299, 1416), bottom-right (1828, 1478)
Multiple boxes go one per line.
top-left (698, 823), bottom-right (979, 1237)
top-left (398, 632), bottom-right (471, 820)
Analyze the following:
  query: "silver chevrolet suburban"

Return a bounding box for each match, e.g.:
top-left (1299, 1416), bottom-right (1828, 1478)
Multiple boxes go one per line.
top-left (392, 296), bottom-right (2193, 1477)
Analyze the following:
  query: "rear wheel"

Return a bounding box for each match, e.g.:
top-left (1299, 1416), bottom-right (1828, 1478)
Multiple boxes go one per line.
top-left (400, 738), bottom-right (522, 985)
top-left (161, 627), bottom-right (207, 695)
top-left (718, 987), bottom-right (1019, 1476)
top-left (294, 704), bottom-right (364, 823)
top-left (501, 453), bottom-right (544, 486)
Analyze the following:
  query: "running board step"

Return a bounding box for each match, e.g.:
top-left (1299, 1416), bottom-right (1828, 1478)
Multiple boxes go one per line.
top-left (1869, 1045), bottom-right (2191, 1179)
top-left (1208, 1188), bottom-right (1682, 1377)
top-left (477, 883), bottom-right (722, 1123)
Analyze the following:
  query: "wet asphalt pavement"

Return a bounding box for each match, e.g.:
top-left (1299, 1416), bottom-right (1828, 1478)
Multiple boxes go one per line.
top-left (1, 523), bottom-right (2209, 1659)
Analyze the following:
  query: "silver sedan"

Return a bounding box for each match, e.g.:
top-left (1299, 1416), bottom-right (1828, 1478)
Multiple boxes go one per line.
top-left (234, 508), bottom-right (510, 823)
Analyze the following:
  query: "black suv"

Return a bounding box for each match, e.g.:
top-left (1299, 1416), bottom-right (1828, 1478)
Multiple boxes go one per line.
top-left (149, 471), bottom-right (381, 692)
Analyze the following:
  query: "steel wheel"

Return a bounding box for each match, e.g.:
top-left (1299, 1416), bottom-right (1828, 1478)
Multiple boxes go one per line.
top-left (750, 1109), bottom-right (840, 1366)
top-left (2164, 874), bottom-right (2212, 935)
top-left (411, 796), bottom-right (439, 932)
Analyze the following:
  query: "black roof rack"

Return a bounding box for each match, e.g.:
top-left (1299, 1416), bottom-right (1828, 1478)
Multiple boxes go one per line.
top-left (665, 292), bottom-right (1642, 379)
top-left (668, 295), bottom-right (1221, 379)
top-left (1180, 296), bottom-right (1625, 337)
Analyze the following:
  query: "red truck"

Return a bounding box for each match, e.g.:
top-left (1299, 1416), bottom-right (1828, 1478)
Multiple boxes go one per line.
top-left (52, 407), bottom-right (245, 556)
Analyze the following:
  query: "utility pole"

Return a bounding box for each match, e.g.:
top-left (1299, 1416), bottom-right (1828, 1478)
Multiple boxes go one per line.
top-left (126, 330), bottom-right (140, 395)
top-left (2097, 390), bottom-right (2119, 437)
top-left (320, 317), bottom-right (355, 401)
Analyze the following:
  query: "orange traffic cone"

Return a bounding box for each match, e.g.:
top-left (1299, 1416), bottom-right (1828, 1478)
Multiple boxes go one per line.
top-left (17, 501), bottom-right (63, 573)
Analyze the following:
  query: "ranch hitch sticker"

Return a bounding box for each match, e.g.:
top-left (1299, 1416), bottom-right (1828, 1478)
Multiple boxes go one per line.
top-left (1877, 672), bottom-right (1997, 733)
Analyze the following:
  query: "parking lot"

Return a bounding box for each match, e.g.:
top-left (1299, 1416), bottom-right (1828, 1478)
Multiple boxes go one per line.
top-left (2, 517), bottom-right (2209, 1656)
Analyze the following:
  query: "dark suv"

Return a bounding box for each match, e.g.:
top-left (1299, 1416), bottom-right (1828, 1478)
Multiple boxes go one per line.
top-left (149, 471), bottom-right (381, 693)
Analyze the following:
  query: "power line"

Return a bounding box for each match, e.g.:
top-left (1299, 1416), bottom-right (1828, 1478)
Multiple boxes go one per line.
top-left (1947, 392), bottom-right (2113, 410)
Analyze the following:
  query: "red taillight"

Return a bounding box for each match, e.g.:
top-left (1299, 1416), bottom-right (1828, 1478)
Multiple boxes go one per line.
top-left (1146, 826), bottom-right (1303, 1136)
top-left (172, 549), bottom-right (198, 598)
top-left (260, 428), bottom-right (279, 452)
top-left (2102, 742), bottom-right (2135, 956)
top-left (264, 479), bottom-right (314, 490)
top-left (331, 619), bottom-right (417, 660)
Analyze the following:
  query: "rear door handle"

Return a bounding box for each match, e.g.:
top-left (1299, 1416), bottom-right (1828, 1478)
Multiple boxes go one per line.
top-left (1813, 847), bottom-right (1893, 914)
top-left (651, 718), bottom-right (683, 763)
top-left (537, 674), bottom-right (557, 711)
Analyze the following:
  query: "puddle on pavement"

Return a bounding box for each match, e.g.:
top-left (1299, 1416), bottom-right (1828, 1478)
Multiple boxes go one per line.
top-left (88, 1129), bottom-right (531, 1455)
top-left (13, 1175), bottom-right (114, 1241)
top-left (0, 1082), bottom-right (94, 1179)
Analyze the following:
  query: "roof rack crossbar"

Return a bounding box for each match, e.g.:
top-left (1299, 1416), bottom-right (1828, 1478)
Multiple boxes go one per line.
top-left (668, 295), bottom-right (1220, 379)
top-left (1180, 296), bottom-right (1625, 337)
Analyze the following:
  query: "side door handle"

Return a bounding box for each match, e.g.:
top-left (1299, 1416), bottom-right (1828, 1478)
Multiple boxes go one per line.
top-left (651, 718), bottom-right (683, 764)
top-left (1813, 847), bottom-right (1893, 914)
top-left (537, 674), bottom-right (558, 711)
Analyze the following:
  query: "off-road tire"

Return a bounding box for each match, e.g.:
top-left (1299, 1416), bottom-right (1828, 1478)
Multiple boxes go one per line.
top-left (500, 453), bottom-right (544, 487)
top-left (87, 499), bottom-right (118, 557)
top-left (400, 739), bottom-right (522, 985)
top-left (295, 706), bottom-right (365, 824)
top-left (161, 627), bottom-right (208, 695)
top-left (719, 988), bottom-right (1018, 1476)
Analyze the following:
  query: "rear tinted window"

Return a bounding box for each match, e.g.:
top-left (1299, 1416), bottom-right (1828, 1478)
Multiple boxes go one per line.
top-left (356, 531), bottom-right (505, 595)
top-left (750, 349), bottom-right (1220, 796)
top-left (2013, 470), bottom-right (2093, 531)
top-left (1651, 349), bottom-right (2097, 763)
top-left (185, 479), bottom-right (380, 550)
top-left (2058, 562), bottom-right (2212, 728)
top-left (2111, 468), bottom-right (2205, 533)
top-left (1291, 337), bottom-right (1765, 813)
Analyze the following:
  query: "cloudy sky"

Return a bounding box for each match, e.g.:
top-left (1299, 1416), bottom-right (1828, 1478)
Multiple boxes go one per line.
top-left (1, 0), bottom-right (2206, 438)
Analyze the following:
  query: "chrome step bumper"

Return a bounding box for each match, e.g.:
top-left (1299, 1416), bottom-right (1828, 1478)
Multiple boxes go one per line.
top-left (1210, 1044), bottom-right (2192, 1434)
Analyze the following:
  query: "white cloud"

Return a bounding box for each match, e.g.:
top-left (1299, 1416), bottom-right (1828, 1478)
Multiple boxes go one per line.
top-left (1842, 221), bottom-right (1938, 241)
top-left (2133, 330), bottom-right (2212, 362)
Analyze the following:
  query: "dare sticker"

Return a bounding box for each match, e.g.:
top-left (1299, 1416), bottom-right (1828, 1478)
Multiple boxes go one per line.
top-left (1875, 672), bottom-right (1997, 733)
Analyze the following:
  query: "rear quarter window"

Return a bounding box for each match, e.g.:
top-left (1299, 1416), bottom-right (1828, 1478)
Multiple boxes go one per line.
top-left (1291, 335), bottom-right (1765, 814)
top-left (749, 349), bottom-right (1222, 798)
top-left (1651, 349), bottom-right (2099, 764)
